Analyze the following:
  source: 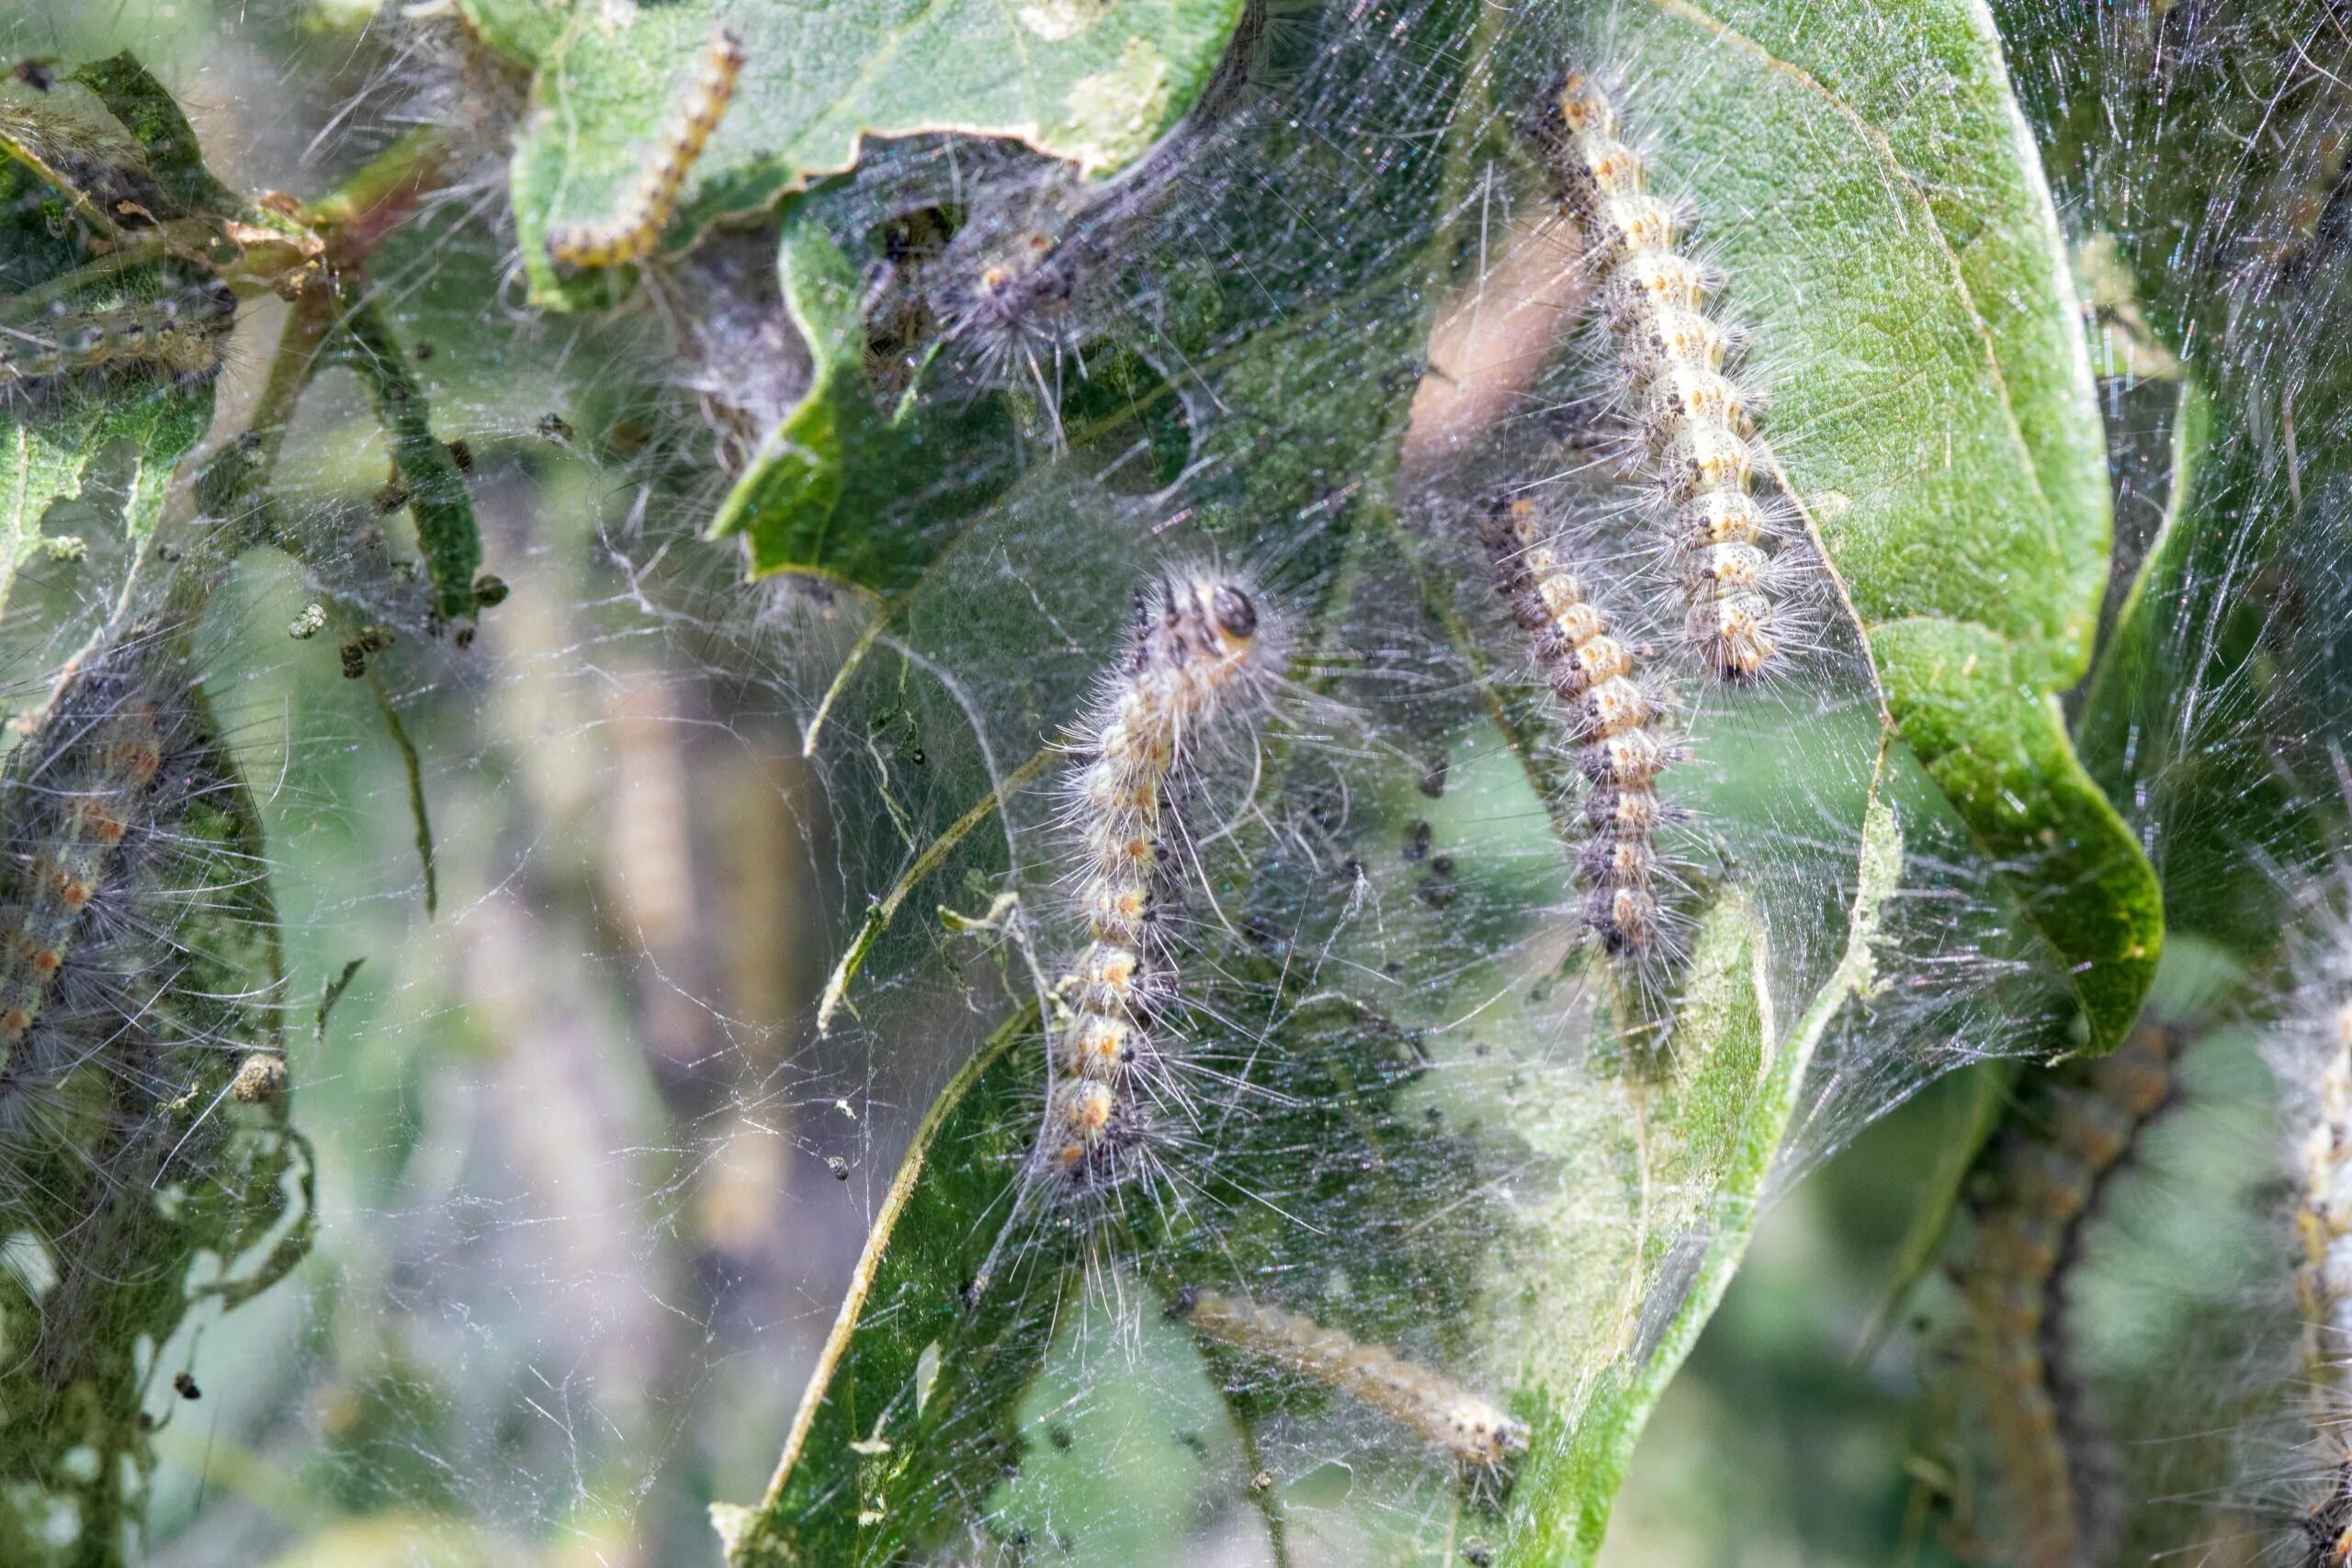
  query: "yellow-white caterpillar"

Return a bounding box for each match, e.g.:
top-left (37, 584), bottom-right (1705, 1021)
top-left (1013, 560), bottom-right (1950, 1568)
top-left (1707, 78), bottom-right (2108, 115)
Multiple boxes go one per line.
top-left (1177, 1288), bottom-right (1529, 1470)
top-left (1555, 72), bottom-right (1784, 681)
top-left (0, 286), bottom-right (236, 387)
top-left (1486, 498), bottom-right (1677, 960)
top-left (2284, 942), bottom-right (2352, 1565)
top-left (546, 23), bottom-right (746, 271)
top-left (1038, 567), bottom-right (1283, 1185)
top-left (1958, 1022), bottom-right (2177, 1568)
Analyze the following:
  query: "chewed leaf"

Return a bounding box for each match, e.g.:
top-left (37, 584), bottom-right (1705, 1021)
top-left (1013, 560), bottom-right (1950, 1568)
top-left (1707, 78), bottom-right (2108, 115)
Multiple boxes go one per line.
top-left (0, 383), bottom-right (211, 622)
top-left (1582, 0), bottom-right (2158, 1046)
top-left (481, 0), bottom-right (1250, 308)
top-left (706, 217), bottom-right (1021, 592)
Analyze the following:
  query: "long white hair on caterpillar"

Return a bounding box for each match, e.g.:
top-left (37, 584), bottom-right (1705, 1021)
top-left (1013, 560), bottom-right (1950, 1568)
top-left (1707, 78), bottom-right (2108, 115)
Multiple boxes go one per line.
top-left (1033, 560), bottom-right (1292, 1195)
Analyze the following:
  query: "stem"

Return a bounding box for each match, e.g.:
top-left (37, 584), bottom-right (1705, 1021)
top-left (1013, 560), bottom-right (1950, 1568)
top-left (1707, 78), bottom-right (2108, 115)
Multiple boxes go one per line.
top-left (301, 127), bottom-right (465, 268)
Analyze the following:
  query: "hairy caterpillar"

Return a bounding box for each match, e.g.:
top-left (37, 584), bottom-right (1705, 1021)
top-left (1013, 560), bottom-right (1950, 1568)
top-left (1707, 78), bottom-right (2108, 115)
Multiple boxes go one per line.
top-left (0, 617), bottom-right (283, 1196)
top-left (1037, 565), bottom-right (1285, 1187)
top-left (0, 285), bottom-right (237, 388)
top-left (2262, 870), bottom-right (2352, 1568)
top-left (2293, 985), bottom-right (2352, 1567)
top-left (1554, 72), bottom-right (1787, 681)
top-left (0, 604), bottom-right (302, 1558)
top-left (1175, 1288), bottom-right (1529, 1471)
top-left (1484, 497), bottom-right (1681, 962)
top-left (545, 23), bottom-right (746, 270)
top-left (1957, 1022), bottom-right (2178, 1568)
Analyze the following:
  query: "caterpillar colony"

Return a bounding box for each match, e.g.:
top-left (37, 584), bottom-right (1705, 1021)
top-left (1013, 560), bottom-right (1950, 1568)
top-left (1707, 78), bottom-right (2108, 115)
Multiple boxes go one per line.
top-left (1036, 566), bottom-right (1284, 1187)
top-left (1554, 71), bottom-right (1785, 682)
top-left (1175, 1289), bottom-right (1530, 1472)
top-left (1483, 498), bottom-right (1679, 962)
top-left (545, 23), bottom-right (746, 270)
top-left (1956, 1021), bottom-right (2178, 1568)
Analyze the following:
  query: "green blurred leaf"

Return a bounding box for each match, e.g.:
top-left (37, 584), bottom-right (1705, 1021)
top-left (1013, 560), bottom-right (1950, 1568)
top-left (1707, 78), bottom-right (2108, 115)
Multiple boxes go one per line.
top-left (480, 0), bottom-right (1249, 308)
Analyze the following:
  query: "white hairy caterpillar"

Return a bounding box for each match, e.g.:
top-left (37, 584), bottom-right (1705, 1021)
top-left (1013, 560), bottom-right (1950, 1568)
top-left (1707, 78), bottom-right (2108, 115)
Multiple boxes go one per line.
top-left (1175, 1287), bottom-right (1529, 1471)
top-left (545, 23), bottom-right (746, 271)
top-left (1484, 497), bottom-right (1683, 963)
top-left (2291, 981), bottom-right (2352, 1568)
top-left (0, 620), bottom-right (279, 1174)
top-left (1555, 70), bottom-right (1788, 682)
top-left (1035, 565), bottom-right (1286, 1188)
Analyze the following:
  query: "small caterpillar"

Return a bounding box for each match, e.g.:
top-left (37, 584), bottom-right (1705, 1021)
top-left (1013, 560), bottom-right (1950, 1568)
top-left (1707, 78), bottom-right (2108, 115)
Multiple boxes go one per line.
top-left (1554, 72), bottom-right (1786, 682)
top-left (1484, 498), bottom-right (1679, 961)
top-left (1175, 1288), bottom-right (1529, 1471)
top-left (546, 23), bottom-right (746, 271)
top-left (1036, 566), bottom-right (1284, 1187)
top-left (1958, 1021), bottom-right (2178, 1568)
top-left (0, 286), bottom-right (236, 387)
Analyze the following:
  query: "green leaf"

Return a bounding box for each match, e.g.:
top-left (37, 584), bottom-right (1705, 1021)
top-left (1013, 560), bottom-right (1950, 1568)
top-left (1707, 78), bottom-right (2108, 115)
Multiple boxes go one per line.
top-left (1589, 0), bottom-right (2157, 1047)
top-left (718, 1009), bottom-right (1065, 1568)
top-left (484, 0), bottom-right (1250, 309)
top-left (68, 52), bottom-right (250, 221)
top-left (1503, 790), bottom-right (1905, 1564)
top-left (1, 73), bottom-right (234, 626)
top-left (2013, 0), bottom-right (2352, 964)
top-left (1871, 618), bottom-right (2156, 1035)
top-left (706, 0), bottom-right (2157, 1556)
top-left (723, 776), bottom-right (1905, 1567)
top-left (706, 217), bottom-right (1020, 590)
